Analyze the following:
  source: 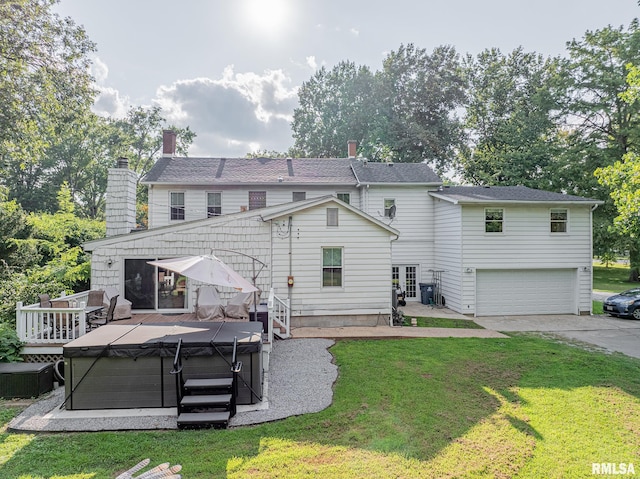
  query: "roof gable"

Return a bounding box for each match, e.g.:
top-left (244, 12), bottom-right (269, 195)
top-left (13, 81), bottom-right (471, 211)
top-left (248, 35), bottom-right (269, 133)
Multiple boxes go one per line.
top-left (85, 195), bottom-right (399, 251)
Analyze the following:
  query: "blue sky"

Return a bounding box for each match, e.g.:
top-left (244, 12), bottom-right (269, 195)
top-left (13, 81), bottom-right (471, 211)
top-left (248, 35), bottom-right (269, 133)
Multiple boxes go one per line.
top-left (54, 0), bottom-right (640, 157)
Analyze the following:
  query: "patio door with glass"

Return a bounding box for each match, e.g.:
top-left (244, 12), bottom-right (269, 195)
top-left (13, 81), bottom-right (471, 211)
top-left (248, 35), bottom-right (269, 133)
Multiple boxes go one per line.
top-left (392, 265), bottom-right (418, 300)
top-left (124, 259), bottom-right (187, 311)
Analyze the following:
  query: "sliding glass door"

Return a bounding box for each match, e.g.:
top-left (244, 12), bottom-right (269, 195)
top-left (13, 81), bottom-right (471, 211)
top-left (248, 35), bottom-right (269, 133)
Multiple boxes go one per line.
top-left (124, 259), bottom-right (187, 311)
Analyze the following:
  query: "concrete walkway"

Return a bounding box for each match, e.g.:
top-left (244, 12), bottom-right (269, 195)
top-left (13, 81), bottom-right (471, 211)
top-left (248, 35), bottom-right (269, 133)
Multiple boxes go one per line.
top-left (293, 300), bottom-right (640, 359)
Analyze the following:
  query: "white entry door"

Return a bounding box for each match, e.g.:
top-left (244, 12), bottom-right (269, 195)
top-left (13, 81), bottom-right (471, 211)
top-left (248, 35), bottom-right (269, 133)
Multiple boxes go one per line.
top-left (392, 265), bottom-right (418, 300)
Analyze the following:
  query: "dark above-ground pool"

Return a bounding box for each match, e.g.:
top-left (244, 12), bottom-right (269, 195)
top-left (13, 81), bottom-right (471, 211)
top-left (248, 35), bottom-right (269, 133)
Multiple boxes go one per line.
top-left (63, 321), bottom-right (263, 410)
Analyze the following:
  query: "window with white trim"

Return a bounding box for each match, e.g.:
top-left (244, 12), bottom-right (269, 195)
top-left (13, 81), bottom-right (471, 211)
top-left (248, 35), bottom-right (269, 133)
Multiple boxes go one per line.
top-left (322, 247), bottom-right (342, 287)
top-left (248, 191), bottom-right (266, 210)
top-left (293, 192), bottom-right (306, 201)
top-left (327, 208), bottom-right (338, 226)
top-left (207, 192), bottom-right (222, 217)
top-left (550, 208), bottom-right (568, 233)
top-left (170, 192), bottom-right (185, 220)
top-left (384, 199), bottom-right (396, 218)
top-left (485, 208), bottom-right (503, 233)
top-left (337, 193), bottom-right (350, 204)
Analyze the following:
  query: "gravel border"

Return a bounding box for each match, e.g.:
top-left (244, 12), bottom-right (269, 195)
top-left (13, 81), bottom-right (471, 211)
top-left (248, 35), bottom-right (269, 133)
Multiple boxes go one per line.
top-left (8, 338), bottom-right (337, 432)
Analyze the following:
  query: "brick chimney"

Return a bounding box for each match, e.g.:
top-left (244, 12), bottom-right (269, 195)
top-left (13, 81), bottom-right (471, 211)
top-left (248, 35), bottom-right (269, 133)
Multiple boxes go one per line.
top-left (162, 130), bottom-right (177, 157)
top-left (105, 158), bottom-right (137, 236)
top-left (347, 140), bottom-right (357, 158)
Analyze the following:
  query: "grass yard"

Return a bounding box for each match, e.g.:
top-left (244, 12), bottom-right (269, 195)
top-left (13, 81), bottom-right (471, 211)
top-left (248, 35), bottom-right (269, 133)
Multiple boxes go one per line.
top-left (1, 336), bottom-right (639, 478)
top-left (403, 316), bottom-right (485, 329)
top-left (593, 263), bottom-right (637, 293)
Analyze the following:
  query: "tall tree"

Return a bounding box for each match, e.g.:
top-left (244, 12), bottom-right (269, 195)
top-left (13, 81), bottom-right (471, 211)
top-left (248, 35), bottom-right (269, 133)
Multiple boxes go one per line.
top-left (291, 61), bottom-right (375, 158)
top-left (457, 48), bottom-right (561, 188)
top-left (558, 20), bottom-right (640, 272)
top-left (113, 106), bottom-right (196, 181)
top-left (375, 44), bottom-right (466, 169)
top-left (0, 0), bottom-right (96, 208)
top-left (595, 63), bottom-right (640, 279)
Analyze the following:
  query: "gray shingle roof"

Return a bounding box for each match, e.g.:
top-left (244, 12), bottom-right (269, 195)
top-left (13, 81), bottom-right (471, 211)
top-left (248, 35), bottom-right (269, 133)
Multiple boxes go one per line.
top-left (430, 185), bottom-right (602, 204)
top-left (142, 157), bottom-right (356, 185)
top-left (350, 160), bottom-right (441, 184)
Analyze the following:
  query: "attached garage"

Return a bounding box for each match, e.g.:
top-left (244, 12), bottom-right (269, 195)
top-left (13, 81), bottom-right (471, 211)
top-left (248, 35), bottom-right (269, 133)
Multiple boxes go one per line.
top-left (475, 269), bottom-right (577, 316)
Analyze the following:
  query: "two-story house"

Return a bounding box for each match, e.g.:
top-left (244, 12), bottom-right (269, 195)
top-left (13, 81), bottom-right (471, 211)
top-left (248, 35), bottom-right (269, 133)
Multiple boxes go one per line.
top-left (84, 131), bottom-right (602, 324)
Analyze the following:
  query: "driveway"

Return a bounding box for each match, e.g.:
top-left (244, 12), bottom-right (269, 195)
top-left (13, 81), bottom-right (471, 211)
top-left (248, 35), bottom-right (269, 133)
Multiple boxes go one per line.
top-left (402, 297), bottom-right (640, 359)
top-left (473, 314), bottom-right (640, 359)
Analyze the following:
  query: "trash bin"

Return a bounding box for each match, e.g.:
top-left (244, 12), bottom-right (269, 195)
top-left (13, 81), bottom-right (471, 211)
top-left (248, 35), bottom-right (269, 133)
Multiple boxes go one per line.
top-left (419, 283), bottom-right (435, 305)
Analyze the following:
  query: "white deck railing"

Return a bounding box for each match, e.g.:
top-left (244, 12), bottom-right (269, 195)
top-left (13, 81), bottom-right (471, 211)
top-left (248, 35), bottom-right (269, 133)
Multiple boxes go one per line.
top-left (267, 288), bottom-right (290, 342)
top-left (16, 291), bottom-right (90, 344)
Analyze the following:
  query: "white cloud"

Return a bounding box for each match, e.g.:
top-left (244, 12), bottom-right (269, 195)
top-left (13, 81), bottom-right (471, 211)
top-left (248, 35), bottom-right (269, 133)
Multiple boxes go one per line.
top-left (306, 56), bottom-right (318, 71)
top-left (350, 27), bottom-right (360, 36)
top-left (88, 56), bottom-right (130, 118)
top-left (154, 66), bottom-right (299, 157)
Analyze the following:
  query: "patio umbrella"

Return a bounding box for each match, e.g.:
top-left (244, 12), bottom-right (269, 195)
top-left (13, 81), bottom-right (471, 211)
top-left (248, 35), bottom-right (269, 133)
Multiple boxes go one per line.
top-left (147, 255), bottom-right (259, 292)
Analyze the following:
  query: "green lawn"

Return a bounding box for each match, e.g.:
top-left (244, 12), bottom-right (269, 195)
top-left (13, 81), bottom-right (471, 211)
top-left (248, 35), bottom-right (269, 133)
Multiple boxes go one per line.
top-left (1, 336), bottom-right (639, 478)
top-left (593, 262), bottom-right (637, 293)
top-left (403, 316), bottom-right (485, 328)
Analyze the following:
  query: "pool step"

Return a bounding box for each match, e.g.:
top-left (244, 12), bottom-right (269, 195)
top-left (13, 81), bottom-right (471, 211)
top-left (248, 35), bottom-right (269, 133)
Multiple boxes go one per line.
top-left (177, 411), bottom-right (230, 429)
top-left (181, 393), bottom-right (231, 408)
top-left (183, 377), bottom-right (233, 392)
top-left (177, 376), bottom-right (235, 429)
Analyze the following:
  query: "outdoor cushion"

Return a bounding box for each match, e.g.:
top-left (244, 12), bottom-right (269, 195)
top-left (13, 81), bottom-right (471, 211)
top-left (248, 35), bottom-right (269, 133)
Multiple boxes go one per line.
top-left (196, 286), bottom-right (225, 321)
top-left (225, 291), bottom-right (258, 320)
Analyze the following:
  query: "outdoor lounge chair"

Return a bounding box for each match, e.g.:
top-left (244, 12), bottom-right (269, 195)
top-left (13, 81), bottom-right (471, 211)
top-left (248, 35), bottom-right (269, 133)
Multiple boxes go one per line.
top-left (86, 289), bottom-right (105, 308)
top-left (196, 286), bottom-right (225, 321)
top-left (103, 286), bottom-right (132, 320)
top-left (88, 295), bottom-right (118, 329)
top-left (225, 291), bottom-right (257, 320)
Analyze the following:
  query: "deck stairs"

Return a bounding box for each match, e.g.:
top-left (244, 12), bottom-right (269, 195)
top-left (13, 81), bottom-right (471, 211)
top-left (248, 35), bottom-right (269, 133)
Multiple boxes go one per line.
top-left (171, 338), bottom-right (241, 429)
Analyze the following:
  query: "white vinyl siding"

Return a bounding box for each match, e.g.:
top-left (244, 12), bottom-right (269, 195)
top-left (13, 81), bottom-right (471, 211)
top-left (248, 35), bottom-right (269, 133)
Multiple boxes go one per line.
top-left (148, 186), bottom-right (360, 228)
top-left (359, 185), bottom-right (437, 286)
top-left (270, 202), bottom-right (393, 319)
top-left (476, 269), bottom-right (576, 316)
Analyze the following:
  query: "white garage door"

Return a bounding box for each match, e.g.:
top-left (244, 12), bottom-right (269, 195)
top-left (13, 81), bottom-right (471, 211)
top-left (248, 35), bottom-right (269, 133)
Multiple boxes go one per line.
top-left (476, 269), bottom-right (576, 316)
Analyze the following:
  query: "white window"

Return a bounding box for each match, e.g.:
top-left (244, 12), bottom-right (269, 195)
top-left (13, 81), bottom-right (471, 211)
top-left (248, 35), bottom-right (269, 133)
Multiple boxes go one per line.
top-left (322, 247), bottom-right (342, 287)
top-left (550, 208), bottom-right (568, 233)
top-left (485, 208), bottom-right (503, 233)
top-left (384, 199), bottom-right (396, 218)
top-left (327, 208), bottom-right (339, 226)
top-left (337, 193), bottom-right (350, 204)
top-left (248, 191), bottom-right (266, 210)
top-left (170, 192), bottom-right (185, 220)
top-left (207, 192), bottom-right (222, 217)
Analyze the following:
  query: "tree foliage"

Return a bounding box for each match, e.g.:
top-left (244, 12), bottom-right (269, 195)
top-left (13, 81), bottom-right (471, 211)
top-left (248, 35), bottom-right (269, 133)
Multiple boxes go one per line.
top-left (292, 61), bottom-right (375, 158)
top-left (291, 45), bottom-right (466, 169)
top-left (0, 0), bottom-right (96, 205)
top-left (457, 48), bottom-right (561, 188)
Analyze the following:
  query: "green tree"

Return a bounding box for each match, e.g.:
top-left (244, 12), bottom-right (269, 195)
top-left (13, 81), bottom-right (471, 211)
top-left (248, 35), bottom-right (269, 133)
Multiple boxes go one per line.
top-left (375, 44), bottom-right (466, 169)
top-left (0, 190), bottom-right (32, 275)
top-left (559, 20), bottom-right (640, 276)
top-left (0, 0), bottom-right (96, 209)
top-left (457, 48), bottom-right (561, 187)
top-left (292, 61), bottom-right (375, 158)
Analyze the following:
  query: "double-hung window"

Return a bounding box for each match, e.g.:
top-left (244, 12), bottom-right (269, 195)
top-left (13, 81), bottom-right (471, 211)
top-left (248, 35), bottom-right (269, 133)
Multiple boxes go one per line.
top-left (207, 192), bottom-right (222, 217)
top-left (170, 192), bottom-right (185, 220)
top-left (322, 247), bottom-right (342, 287)
top-left (485, 208), bottom-right (503, 233)
top-left (249, 191), bottom-right (266, 210)
top-left (384, 199), bottom-right (396, 218)
top-left (550, 208), bottom-right (568, 233)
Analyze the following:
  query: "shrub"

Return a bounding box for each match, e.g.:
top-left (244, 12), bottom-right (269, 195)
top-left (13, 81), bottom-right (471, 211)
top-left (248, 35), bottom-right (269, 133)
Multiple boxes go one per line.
top-left (0, 324), bottom-right (24, 362)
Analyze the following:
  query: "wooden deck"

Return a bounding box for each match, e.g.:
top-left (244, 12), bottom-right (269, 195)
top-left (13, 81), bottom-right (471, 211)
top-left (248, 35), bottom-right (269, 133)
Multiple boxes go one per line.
top-left (116, 313), bottom-right (198, 324)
